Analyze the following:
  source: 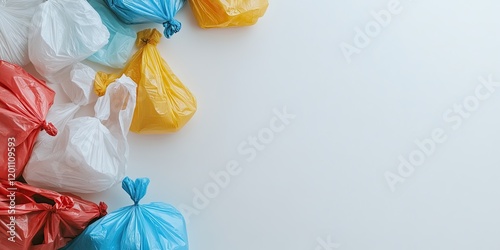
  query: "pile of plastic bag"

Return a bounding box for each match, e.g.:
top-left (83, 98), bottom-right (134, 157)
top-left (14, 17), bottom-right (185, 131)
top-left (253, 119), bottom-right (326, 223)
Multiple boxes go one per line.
top-left (24, 64), bottom-right (137, 193)
top-left (95, 29), bottom-right (197, 133)
top-left (0, 0), bottom-right (269, 248)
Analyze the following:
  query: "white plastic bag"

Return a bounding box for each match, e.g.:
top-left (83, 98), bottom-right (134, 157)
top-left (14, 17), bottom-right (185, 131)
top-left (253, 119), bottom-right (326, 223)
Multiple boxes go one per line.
top-left (0, 0), bottom-right (42, 65)
top-left (52, 63), bottom-right (99, 106)
top-left (24, 63), bottom-right (97, 187)
top-left (23, 72), bottom-right (137, 193)
top-left (28, 0), bottom-right (109, 79)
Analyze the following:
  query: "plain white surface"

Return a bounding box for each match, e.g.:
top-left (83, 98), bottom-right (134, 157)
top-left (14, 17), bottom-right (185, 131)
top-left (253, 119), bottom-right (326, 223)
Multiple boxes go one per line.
top-left (26, 0), bottom-right (500, 249)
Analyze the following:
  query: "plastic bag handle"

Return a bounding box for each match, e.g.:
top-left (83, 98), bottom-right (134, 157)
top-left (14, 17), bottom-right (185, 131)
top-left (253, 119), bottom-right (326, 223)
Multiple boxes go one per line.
top-left (122, 177), bottom-right (150, 205)
top-left (163, 19), bottom-right (181, 38)
top-left (41, 121), bottom-right (58, 136)
top-left (136, 29), bottom-right (162, 48)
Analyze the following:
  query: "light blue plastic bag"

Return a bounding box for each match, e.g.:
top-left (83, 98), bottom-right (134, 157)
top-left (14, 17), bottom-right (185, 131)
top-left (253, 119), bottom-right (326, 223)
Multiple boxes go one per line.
top-left (104, 0), bottom-right (185, 38)
top-left (87, 0), bottom-right (136, 68)
top-left (63, 177), bottom-right (189, 250)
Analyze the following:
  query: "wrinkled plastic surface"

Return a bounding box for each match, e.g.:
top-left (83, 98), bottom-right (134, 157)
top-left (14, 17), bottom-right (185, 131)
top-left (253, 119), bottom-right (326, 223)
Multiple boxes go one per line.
top-left (0, 180), bottom-right (107, 250)
top-left (52, 63), bottom-right (99, 107)
top-left (0, 0), bottom-right (43, 65)
top-left (87, 0), bottom-right (136, 68)
top-left (189, 0), bottom-right (268, 28)
top-left (64, 177), bottom-right (188, 250)
top-left (23, 70), bottom-right (137, 193)
top-left (95, 29), bottom-right (197, 134)
top-left (105, 0), bottom-right (185, 38)
top-left (0, 60), bottom-right (56, 181)
top-left (28, 0), bottom-right (109, 79)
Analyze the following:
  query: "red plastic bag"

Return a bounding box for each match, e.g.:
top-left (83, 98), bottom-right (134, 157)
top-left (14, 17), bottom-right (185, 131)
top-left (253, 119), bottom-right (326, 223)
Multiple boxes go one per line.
top-left (0, 60), bottom-right (56, 181)
top-left (0, 180), bottom-right (108, 249)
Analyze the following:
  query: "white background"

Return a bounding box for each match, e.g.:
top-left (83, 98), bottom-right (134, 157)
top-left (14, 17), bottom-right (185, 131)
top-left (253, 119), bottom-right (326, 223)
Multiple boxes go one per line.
top-left (29, 0), bottom-right (500, 249)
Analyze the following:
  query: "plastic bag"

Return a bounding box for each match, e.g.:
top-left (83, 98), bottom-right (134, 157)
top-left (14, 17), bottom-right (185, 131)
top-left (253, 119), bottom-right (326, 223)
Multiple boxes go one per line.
top-left (87, 0), bottom-right (136, 68)
top-left (28, 0), bottom-right (109, 79)
top-left (23, 63), bottom-right (97, 188)
top-left (105, 0), bottom-right (185, 38)
top-left (0, 0), bottom-right (43, 66)
top-left (53, 63), bottom-right (99, 107)
top-left (64, 177), bottom-right (188, 250)
top-left (189, 0), bottom-right (269, 28)
top-left (0, 60), bottom-right (56, 181)
top-left (23, 72), bottom-right (137, 193)
top-left (95, 29), bottom-right (197, 134)
top-left (0, 180), bottom-right (107, 249)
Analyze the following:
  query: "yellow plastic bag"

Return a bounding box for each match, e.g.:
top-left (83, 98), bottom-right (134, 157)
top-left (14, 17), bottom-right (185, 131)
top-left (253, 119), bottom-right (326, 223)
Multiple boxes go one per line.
top-left (189, 0), bottom-right (269, 28)
top-left (95, 29), bottom-right (197, 134)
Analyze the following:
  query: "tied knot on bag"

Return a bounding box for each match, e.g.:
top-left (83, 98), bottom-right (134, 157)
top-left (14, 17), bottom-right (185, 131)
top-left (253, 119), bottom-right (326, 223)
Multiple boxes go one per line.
top-left (136, 29), bottom-right (162, 48)
top-left (51, 196), bottom-right (75, 212)
top-left (94, 71), bottom-right (116, 97)
top-left (41, 121), bottom-right (57, 136)
top-left (163, 19), bottom-right (182, 39)
top-left (98, 202), bottom-right (108, 216)
top-left (122, 177), bottom-right (150, 205)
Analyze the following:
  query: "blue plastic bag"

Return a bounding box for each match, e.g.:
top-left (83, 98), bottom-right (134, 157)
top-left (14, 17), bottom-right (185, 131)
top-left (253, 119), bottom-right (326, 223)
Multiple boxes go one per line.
top-left (104, 0), bottom-right (186, 38)
top-left (87, 0), bottom-right (136, 68)
top-left (63, 177), bottom-right (189, 250)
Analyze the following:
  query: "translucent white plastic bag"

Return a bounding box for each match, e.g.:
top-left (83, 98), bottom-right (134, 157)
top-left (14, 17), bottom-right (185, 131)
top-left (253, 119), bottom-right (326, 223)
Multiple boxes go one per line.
top-left (28, 0), bottom-right (109, 79)
top-left (52, 63), bottom-right (99, 106)
top-left (0, 0), bottom-right (42, 65)
top-left (25, 63), bottom-right (98, 161)
top-left (24, 72), bottom-right (137, 193)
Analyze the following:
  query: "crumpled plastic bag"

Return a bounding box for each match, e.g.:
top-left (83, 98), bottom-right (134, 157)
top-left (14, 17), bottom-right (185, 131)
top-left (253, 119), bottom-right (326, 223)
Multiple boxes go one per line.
top-left (28, 0), bottom-right (109, 79)
top-left (63, 177), bottom-right (188, 250)
top-left (0, 60), bottom-right (56, 181)
top-left (105, 0), bottom-right (185, 38)
top-left (23, 70), bottom-right (137, 193)
top-left (23, 63), bottom-right (96, 187)
top-left (87, 0), bottom-right (136, 68)
top-left (0, 180), bottom-right (107, 250)
top-left (189, 0), bottom-right (268, 28)
top-left (52, 63), bottom-right (99, 107)
top-left (0, 0), bottom-right (43, 65)
top-left (95, 29), bottom-right (197, 134)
